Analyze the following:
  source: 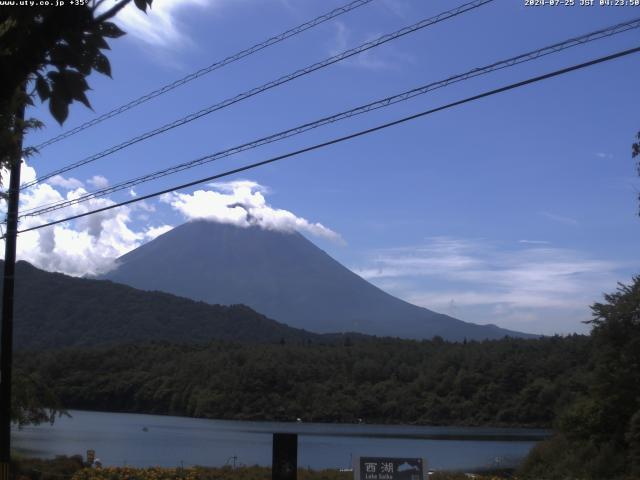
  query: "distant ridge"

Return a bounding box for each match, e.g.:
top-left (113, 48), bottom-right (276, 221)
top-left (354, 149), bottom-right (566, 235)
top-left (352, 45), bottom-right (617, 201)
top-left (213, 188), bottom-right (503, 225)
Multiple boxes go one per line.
top-left (1, 260), bottom-right (336, 351)
top-left (101, 220), bottom-right (535, 340)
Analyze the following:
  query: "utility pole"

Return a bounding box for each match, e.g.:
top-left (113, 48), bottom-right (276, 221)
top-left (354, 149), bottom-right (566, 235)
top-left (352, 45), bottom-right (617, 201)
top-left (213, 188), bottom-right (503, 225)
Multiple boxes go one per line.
top-left (0, 91), bottom-right (25, 480)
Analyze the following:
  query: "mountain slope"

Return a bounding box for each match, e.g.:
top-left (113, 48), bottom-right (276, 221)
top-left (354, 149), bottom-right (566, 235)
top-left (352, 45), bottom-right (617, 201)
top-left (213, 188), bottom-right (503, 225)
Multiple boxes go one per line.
top-left (102, 221), bottom-right (533, 340)
top-left (2, 260), bottom-right (328, 351)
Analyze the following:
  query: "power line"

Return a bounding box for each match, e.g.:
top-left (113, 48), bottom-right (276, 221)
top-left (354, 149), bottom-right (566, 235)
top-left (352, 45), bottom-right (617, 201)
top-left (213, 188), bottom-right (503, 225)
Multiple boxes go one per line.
top-left (10, 45), bottom-right (640, 239)
top-left (19, 18), bottom-right (640, 219)
top-left (29, 0), bottom-right (377, 151)
top-left (22, 0), bottom-right (495, 189)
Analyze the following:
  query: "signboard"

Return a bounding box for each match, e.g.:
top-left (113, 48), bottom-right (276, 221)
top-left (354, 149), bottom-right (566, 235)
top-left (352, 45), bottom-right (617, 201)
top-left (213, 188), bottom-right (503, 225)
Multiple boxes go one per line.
top-left (355, 457), bottom-right (424, 480)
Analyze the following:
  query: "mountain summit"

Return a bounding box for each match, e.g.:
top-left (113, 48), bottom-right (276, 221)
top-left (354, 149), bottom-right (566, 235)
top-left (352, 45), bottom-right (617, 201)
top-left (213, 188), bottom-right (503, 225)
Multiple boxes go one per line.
top-left (102, 220), bottom-right (532, 340)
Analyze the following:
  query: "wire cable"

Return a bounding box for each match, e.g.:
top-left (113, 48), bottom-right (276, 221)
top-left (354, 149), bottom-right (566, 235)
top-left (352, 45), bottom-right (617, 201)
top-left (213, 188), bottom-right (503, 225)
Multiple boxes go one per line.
top-left (18, 17), bottom-right (640, 219)
top-left (29, 0), bottom-right (377, 151)
top-left (10, 45), bottom-right (639, 239)
top-left (22, 0), bottom-right (495, 189)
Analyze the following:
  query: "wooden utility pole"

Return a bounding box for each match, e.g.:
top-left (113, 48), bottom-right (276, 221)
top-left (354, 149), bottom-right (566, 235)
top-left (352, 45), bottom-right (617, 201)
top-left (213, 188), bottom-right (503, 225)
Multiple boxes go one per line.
top-left (0, 93), bottom-right (25, 480)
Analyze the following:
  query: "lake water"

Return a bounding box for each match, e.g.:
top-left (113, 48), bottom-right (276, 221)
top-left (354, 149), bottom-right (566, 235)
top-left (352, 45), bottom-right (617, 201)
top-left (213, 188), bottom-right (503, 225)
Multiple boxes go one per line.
top-left (13, 410), bottom-right (549, 472)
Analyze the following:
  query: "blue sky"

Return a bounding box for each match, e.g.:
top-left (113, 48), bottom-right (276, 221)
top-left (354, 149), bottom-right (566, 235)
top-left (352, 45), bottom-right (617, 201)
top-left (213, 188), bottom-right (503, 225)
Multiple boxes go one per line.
top-left (10, 0), bottom-right (640, 335)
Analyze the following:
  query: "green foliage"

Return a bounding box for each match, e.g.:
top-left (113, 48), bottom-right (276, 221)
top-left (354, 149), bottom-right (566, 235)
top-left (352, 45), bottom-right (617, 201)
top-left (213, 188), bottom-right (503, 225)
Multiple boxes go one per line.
top-left (17, 335), bottom-right (589, 427)
top-left (12, 455), bottom-right (85, 480)
top-left (10, 460), bottom-right (507, 480)
top-left (520, 276), bottom-right (640, 479)
top-left (0, 0), bottom-right (152, 180)
top-left (4, 261), bottom-right (328, 350)
top-left (0, 0), bottom-right (151, 123)
top-left (627, 410), bottom-right (640, 476)
top-left (70, 465), bottom-right (351, 480)
top-left (429, 474), bottom-right (511, 480)
top-left (633, 131), bottom-right (640, 215)
top-left (11, 367), bottom-right (66, 427)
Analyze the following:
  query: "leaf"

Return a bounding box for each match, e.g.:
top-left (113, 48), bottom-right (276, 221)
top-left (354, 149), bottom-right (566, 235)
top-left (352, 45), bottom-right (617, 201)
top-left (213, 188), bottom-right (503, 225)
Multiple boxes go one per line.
top-left (73, 49), bottom-right (94, 76)
top-left (48, 70), bottom-right (72, 103)
top-left (35, 75), bottom-right (50, 101)
top-left (47, 69), bottom-right (93, 121)
top-left (99, 21), bottom-right (125, 39)
top-left (49, 95), bottom-right (69, 125)
top-left (63, 70), bottom-right (92, 109)
top-left (24, 118), bottom-right (45, 130)
top-left (49, 45), bottom-right (70, 67)
top-left (74, 89), bottom-right (92, 109)
top-left (92, 51), bottom-right (111, 77)
top-left (134, 0), bottom-right (149, 12)
top-left (87, 33), bottom-right (110, 51)
top-left (22, 146), bottom-right (39, 158)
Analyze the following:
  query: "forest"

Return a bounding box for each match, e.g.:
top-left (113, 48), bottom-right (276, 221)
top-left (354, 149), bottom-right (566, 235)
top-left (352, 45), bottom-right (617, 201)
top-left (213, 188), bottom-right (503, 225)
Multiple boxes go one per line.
top-left (519, 277), bottom-right (640, 479)
top-left (1, 260), bottom-right (337, 350)
top-left (17, 335), bottom-right (589, 427)
top-left (14, 275), bottom-right (640, 479)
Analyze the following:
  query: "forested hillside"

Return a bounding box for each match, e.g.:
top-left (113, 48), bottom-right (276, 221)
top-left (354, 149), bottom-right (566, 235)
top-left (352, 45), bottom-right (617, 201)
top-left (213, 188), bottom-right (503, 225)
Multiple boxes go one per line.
top-left (17, 335), bottom-right (589, 427)
top-left (3, 261), bottom-right (330, 349)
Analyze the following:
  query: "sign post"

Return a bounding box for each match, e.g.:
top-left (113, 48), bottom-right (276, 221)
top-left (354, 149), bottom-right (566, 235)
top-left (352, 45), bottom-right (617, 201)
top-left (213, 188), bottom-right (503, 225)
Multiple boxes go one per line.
top-left (272, 433), bottom-right (297, 480)
top-left (354, 457), bottom-right (425, 480)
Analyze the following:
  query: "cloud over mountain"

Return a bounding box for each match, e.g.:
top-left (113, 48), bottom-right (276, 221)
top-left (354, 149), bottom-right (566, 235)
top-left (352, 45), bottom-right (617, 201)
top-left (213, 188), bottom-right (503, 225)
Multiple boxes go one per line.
top-left (160, 181), bottom-right (342, 242)
top-left (1, 165), bottom-right (339, 276)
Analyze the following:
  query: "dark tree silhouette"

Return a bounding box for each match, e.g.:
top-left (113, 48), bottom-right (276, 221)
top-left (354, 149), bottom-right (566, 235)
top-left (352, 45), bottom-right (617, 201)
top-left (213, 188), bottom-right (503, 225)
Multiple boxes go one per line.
top-left (634, 131), bottom-right (640, 215)
top-left (0, 0), bottom-right (153, 175)
top-left (0, 0), bottom-right (153, 424)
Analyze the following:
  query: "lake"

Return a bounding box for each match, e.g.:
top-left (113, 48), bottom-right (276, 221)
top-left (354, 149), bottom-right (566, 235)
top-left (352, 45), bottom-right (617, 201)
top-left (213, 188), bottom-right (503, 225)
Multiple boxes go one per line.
top-left (12, 410), bottom-right (549, 472)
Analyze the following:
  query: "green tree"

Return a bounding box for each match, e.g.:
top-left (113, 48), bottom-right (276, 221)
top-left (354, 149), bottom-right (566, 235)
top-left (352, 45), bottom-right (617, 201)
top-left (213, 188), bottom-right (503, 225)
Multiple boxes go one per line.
top-left (12, 368), bottom-right (65, 427)
top-left (0, 0), bottom-right (153, 175)
top-left (634, 131), bottom-right (640, 215)
top-left (521, 276), bottom-right (640, 479)
top-left (0, 0), bottom-right (153, 425)
top-left (627, 410), bottom-right (640, 476)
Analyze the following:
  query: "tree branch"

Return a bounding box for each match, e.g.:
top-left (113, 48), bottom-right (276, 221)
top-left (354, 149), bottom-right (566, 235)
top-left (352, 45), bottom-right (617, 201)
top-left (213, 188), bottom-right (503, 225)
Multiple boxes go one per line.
top-left (93, 0), bottom-right (132, 24)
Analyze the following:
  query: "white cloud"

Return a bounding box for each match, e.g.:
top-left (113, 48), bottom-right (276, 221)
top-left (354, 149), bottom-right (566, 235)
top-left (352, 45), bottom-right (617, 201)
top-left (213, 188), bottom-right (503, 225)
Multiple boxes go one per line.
top-left (47, 175), bottom-right (84, 190)
top-left (113, 0), bottom-right (208, 48)
top-left (87, 175), bottom-right (109, 189)
top-left (144, 224), bottom-right (173, 240)
top-left (355, 237), bottom-right (483, 279)
top-left (379, 0), bottom-right (411, 18)
top-left (519, 239), bottom-right (551, 245)
top-left (211, 180), bottom-right (269, 194)
top-left (134, 200), bottom-right (155, 213)
top-left (329, 21), bottom-right (414, 71)
top-left (539, 211), bottom-right (579, 226)
top-left (0, 162), bottom-right (171, 277)
top-left (353, 237), bottom-right (632, 334)
top-left (161, 180), bottom-right (343, 243)
top-left (2, 166), bottom-right (340, 276)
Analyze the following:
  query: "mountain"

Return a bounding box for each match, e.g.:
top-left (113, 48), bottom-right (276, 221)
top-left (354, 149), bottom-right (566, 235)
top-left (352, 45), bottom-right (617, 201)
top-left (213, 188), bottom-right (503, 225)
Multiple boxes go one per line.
top-left (101, 220), bottom-right (533, 340)
top-left (2, 260), bottom-right (333, 351)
